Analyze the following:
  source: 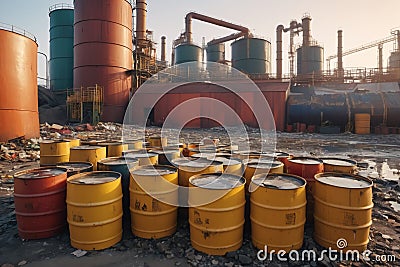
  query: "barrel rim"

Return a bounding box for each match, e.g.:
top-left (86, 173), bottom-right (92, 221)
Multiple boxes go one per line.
top-left (71, 145), bottom-right (104, 150)
top-left (67, 171), bottom-right (121, 185)
top-left (97, 156), bottom-right (139, 165)
top-left (320, 157), bottom-right (357, 167)
top-left (56, 161), bottom-right (94, 171)
top-left (288, 156), bottom-right (323, 165)
top-left (246, 160), bottom-right (283, 168)
top-left (97, 142), bottom-right (124, 146)
top-left (40, 140), bottom-right (70, 144)
top-left (14, 167), bottom-right (68, 180)
top-left (251, 173), bottom-right (307, 190)
top-left (171, 157), bottom-right (223, 167)
top-left (132, 164), bottom-right (178, 176)
top-left (189, 172), bottom-right (245, 190)
top-left (314, 172), bottom-right (373, 189)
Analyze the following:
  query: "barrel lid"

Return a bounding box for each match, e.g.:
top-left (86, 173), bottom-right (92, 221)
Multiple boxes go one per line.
top-left (289, 157), bottom-right (323, 165)
top-left (149, 135), bottom-right (164, 139)
top-left (124, 150), bottom-right (157, 158)
top-left (172, 157), bottom-right (222, 168)
top-left (151, 149), bottom-right (180, 155)
top-left (274, 151), bottom-right (290, 158)
top-left (252, 173), bottom-right (306, 189)
top-left (213, 157), bottom-right (241, 166)
top-left (189, 173), bottom-right (244, 189)
top-left (40, 140), bottom-right (69, 144)
top-left (15, 167), bottom-right (66, 179)
top-left (98, 157), bottom-right (138, 166)
top-left (321, 158), bottom-right (357, 167)
top-left (56, 162), bottom-right (93, 172)
top-left (71, 145), bottom-right (104, 150)
top-left (316, 173), bottom-right (372, 189)
top-left (98, 142), bottom-right (123, 146)
top-left (68, 171), bottom-right (120, 185)
top-left (132, 165), bottom-right (177, 176)
top-left (247, 160), bottom-right (283, 169)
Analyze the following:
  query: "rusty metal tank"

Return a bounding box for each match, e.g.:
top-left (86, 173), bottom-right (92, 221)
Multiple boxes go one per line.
top-left (0, 25), bottom-right (39, 141)
top-left (73, 0), bottom-right (133, 122)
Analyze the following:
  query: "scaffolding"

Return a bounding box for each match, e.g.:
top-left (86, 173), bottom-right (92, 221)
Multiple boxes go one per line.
top-left (66, 85), bottom-right (103, 125)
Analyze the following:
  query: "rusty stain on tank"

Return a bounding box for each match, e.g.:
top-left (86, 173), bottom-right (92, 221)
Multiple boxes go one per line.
top-left (0, 28), bottom-right (40, 141)
top-left (73, 0), bottom-right (133, 122)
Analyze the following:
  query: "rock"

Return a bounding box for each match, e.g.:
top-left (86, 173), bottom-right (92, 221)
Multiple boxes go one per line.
top-left (381, 234), bottom-right (392, 240)
top-left (17, 262), bottom-right (27, 267)
top-left (211, 260), bottom-right (218, 265)
top-left (118, 245), bottom-right (127, 251)
top-left (71, 250), bottom-right (87, 258)
top-left (224, 263), bottom-right (234, 267)
top-left (310, 261), bottom-right (317, 267)
top-left (2, 264), bottom-right (14, 267)
top-left (238, 254), bottom-right (252, 265)
top-left (225, 251), bottom-right (236, 259)
top-left (156, 242), bottom-right (168, 254)
top-left (195, 255), bottom-right (203, 261)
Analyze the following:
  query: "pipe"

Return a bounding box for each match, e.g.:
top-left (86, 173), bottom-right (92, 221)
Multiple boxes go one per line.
top-left (207, 31), bottom-right (246, 46)
top-left (302, 15), bottom-right (311, 47)
top-left (337, 30), bottom-right (344, 76)
top-left (185, 12), bottom-right (250, 43)
top-left (378, 44), bottom-right (383, 73)
top-left (136, 0), bottom-right (147, 44)
top-left (276, 25), bottom-right (284, 79)
top-left (161, 36), bottom-right (166, 62)
top-left (38, 51), bottom-right (49, 89)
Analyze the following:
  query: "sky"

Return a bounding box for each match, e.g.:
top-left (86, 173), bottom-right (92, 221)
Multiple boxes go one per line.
top-left (1, 0), bottom-right (400, 83)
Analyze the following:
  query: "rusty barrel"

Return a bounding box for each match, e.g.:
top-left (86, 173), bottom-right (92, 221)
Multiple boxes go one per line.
top-left (172, 157), bottom-right (224, 187)
top-left (286, 157), bottom-right (324, 222)
top-left (189, 173), bottom-right (245, 255)
top-left (244, 160), bottom-right (284, 192)
top-left (56, 162), bottom-right (93, 177)
top-left (123, 150), bottom-right (158, 166)
top-left (321, 158), bottom-right (357, 174)
top-left (69, 146), bottom-right (106, 171)
top-left (148, 136), bottom-right (167, 147)
top-left (98, 142), bottom-right (128, 157)
top-left (130, 165), bottom-right (178, 239)
top-left (150, 148), bottom-right (181, 166)
top-left (40, 140), bottom-right (70, 165)
top-left (98, 157), bottom-right (139, 218)
top-left (250, 173), bottom-right (307, 252)
top-left (355, 113), bottom-right (371, 134)
top-left (14, 167), bottom-right (68, 239)
top-left (67, 171), bottom-right (123, 250)
top-left (313, 173), bottom-right (373, 251)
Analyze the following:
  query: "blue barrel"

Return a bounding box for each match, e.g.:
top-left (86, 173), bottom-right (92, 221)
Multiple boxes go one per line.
top-left (206, 43), bottom-right (225, 62)
top-left (49, 4), bottom-right (74, 93)
top-left (174, 43), bottom-right (202, 64)
top-left (231, 38), bottom-right (271, 75)
top-left (296, 46), bottom-right (324, 76)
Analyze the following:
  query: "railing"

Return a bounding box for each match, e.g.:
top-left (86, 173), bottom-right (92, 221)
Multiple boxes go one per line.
top-left (49, 3), bottom-right (74, 13)
top-left (0, 22), bottom-right (36, 42)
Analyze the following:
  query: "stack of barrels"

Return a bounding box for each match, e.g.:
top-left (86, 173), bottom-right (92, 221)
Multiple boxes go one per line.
top-left (13, 135), bottom-right (372, 255)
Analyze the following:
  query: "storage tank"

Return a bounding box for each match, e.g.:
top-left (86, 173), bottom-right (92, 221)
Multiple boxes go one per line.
top-left (174, 43), bottom-right (202, 64)
top-left (73, 0), bottom-right (133, 122)
top-left (231, 38), bottom-right (271, 75)
top-left (206, 43), bottom-right (225, 62)
top-left (296, 45), bottom-right (324, 76)
top-left (49, 4), bottom-right (74, 94)
top-left (0, 26), bottom-right (39, 141)
top-left (389, 51), bottom-right (400, 69)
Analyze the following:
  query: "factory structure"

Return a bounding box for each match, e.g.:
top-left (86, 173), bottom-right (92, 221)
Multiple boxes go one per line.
top-left (1, 0), bottom-right (400, 141)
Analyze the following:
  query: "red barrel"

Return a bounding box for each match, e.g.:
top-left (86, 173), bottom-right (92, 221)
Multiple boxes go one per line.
top-left (286, 157), bottom-right (324, 223)
top-left (13, 167), bottom-right (67, 239)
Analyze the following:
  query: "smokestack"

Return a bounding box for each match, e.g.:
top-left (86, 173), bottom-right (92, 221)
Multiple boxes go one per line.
top-left (161, 36), bottom-right (166, 62)
top-left (276, 25), bottom-right (284, 79)
top-left (136, 0), bottom-right (147, 44)
top-left (302, 15), bottom-right (311, 47)
top-left (337, 30), bottom-right (343, 75)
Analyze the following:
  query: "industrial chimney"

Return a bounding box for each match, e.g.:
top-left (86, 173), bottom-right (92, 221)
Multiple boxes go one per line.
top-left (161, 36), bottom-right (166, 62)
top-left (276, 25), bottom-right (284, 79)
top-left (302, 15), bottom-right (311, 47)
top-left (136, 0), bottom-right (147, 45)
top-left (337, 30), bottom-right (344, 78)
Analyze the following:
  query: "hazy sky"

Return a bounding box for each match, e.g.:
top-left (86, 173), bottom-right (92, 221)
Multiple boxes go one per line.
top-left (1, 0), bottom-right (399, 82)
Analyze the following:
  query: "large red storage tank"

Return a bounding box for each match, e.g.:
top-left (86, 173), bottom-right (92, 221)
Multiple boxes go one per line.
top-left (0, 26), bottom-right (39, 141)
top-left (73, 0), bottom-right (133, 122)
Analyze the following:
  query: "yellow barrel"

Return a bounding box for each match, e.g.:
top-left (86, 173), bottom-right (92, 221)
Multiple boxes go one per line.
top-left (66, 171), bottom-right (123, 250)
top-left (189, 173), bottom-right (245, 255)
top-left (354, 113), bottom-right (371, 134)
top-left (148, 136), bottom-right (167, 147)
top-left (130, 165), bottom-right (178, 239)
top-left (313, 173), bottom-right (373, 251)
top-left (98, 142), bottom-right (129, 157)
top-left (214, 157), bottom-right (243, 176)
top-left (69, 146), bottom-right (106, 171)
top-left (250, 173), bottom-right (307, 252)
top-left (150, 148), bottom-right (181, 166)
top-left (172, 157), bottom-right (224, 187)
top-left (124, 139), bottom-right (143, 150)
top-left (321, 158), bottom-right (357, 174)
top-left (63, 138), bottom-right (80, 148)
top-left (244, 160), bottom-right (284, 192)
top-left (123, 150), bottom-right (158, 166)
top-left (40, 140), bottom-right (70, 165)
top-left (81, 140), bottom-right (106, 146)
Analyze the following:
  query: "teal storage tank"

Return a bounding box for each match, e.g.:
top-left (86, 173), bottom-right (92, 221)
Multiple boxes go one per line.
top-left (206, 43), bottom-right (225, 62)
top-left (296, 45), bottom-right (324, 76)
top-left (174, 43), bottom-right (202, 64)
top-left (49, 4), bottom-right (74, 92)
top-left (231, 38), bottom-right (271, 75)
